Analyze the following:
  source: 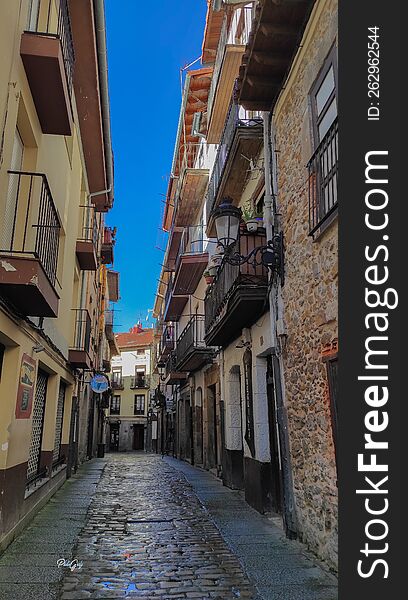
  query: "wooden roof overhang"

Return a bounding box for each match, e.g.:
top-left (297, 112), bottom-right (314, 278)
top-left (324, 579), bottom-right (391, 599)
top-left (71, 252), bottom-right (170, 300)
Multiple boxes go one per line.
top-left (173, 169), bottom-right (209, 228)
top-left (68, 0), bottom-right (113, 211)
top-left (237, 0), bottom-right (317, 110)
top-left (202, 1), bottom-right (225, 64)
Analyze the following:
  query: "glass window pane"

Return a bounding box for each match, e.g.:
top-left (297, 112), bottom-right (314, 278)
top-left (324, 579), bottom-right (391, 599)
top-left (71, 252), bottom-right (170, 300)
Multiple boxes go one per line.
top-left (316, 67), bottom-right (335, 116)
top-left (318, 98), bottom-right (337, 140)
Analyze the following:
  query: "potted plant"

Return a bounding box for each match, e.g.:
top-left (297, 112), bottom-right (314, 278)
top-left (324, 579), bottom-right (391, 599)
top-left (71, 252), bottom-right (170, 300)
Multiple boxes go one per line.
top-left (241, 202), bottom-right (263, 232)
top-left (203, 270), bottom-right (214, 284)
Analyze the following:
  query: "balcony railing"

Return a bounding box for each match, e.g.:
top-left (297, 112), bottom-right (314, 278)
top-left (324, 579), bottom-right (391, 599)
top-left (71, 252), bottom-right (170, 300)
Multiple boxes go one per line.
top-left (131, 375), bottom-right (150, 389)
top-left (175, 315), bottom-right (213, 371)
top-left (78, 205), bottom-right (99, 245)
top-left (71, 309), bottom-right (91, 353)
top-left (2, 171), bottom-right (61, 287)
top-left (111, 377), bottom-right (124, 390)
top-left (101, 226), bottom-right (115, 264)
top-left (160, 324), bottom-right (175, 354)
top-left (308, 118), bottom-right (338, 237)
top-left (206, 102), bottom-right (263, 219)
top-left (207, 7), bottom-right (253, 120)
top-left (27, 0), bottom-right (75, 95)
top-left (174, 225), bottom-right (205, 271)
top-left (205, 233), bottom-right (269, 345)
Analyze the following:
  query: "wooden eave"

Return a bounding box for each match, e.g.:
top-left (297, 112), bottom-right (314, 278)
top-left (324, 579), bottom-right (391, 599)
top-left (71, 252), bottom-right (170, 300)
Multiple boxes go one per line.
top-left (174, 169), bottom-right (209, 228)
top-left (237, 0), bottom-right (317, 110)
top-left (202, 2), bottom-right (225, 64)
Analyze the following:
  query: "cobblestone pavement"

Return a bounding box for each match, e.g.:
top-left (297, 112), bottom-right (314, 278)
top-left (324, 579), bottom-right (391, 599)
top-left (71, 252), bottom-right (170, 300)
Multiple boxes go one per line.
top-left (59, 454), bottom-right (254, 599)
top-left (0, 454), bottom-right (338, 600)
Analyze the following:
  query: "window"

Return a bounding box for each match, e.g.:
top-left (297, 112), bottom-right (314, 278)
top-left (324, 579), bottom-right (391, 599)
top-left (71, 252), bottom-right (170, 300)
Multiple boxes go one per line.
top-left (110, 395), bottom-right (121, 415)
top-left (308, 46), bottom-right (338, 237)
top-left (137, 349), bottom-right (144, 355)
top-left (134, 395), bottom-right (145, 415)
top-left (112, 368), bottom-right (122, 388)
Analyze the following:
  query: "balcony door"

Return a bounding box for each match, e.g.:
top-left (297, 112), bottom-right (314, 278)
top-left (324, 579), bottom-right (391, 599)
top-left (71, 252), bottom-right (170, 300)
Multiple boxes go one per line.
top-left (2, 129), bottom-right (23, 251)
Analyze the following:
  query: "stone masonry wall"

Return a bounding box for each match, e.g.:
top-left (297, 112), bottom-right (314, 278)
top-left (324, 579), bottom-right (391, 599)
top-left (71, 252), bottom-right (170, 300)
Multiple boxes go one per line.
top-left (274, 0), bottom-right (338, 569)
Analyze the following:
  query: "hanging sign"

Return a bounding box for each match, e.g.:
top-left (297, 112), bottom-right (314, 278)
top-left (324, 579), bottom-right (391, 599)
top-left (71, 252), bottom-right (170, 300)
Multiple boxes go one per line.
top-left (90, 373), bottom-right (109, 394)
top-left (15, 354), bottom-right (36, 419)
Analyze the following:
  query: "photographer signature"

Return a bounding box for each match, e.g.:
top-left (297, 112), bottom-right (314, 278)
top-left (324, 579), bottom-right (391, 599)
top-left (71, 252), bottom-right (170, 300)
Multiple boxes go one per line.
top-left (57, 558), bottom-right (83, 572)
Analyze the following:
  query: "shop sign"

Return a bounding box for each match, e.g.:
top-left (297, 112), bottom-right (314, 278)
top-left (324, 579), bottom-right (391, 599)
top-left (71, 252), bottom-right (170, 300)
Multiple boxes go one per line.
top-left (15, 354), bottom-right (36, 419)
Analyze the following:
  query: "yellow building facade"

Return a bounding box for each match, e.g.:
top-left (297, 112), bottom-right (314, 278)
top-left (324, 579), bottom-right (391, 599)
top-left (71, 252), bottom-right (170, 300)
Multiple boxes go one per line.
top-left (0, 0), bottom-right (117, 551)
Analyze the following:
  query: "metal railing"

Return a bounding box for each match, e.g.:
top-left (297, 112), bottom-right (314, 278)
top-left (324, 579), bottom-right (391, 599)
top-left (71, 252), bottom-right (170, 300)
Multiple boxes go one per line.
top-left (165, 351), bottom-right (178, 379)
top-left (26, 0), bottom-right (75, 95)
top-left (308, 118), bottom-right (338, 237)
top-left (78, 205), bottom-right (99, 246)
top-left (71, 308), bottom-right (91, 353)
top-left (131, 375), bottom-right (150, 389)
top-left (206, 101), bottom-right (263, 219)
top-left (2, 171), bottom-right (61, 287)
top-left (207, 6), bottom-right (253, 120)
top-left (175, 315), bottom-right (207, 368)
top-left (111, 377), bottom-right (124, 390)
top-left (205, 234), bottom-right (268, 334)
top-left (105, 309), bottom-right (114, 328)
top-left (174, 225), bottom-right (206, 274)
top-left (160, 324), bottom-right (175, 355)
top-left (103, 226), bottom-right (115, 246)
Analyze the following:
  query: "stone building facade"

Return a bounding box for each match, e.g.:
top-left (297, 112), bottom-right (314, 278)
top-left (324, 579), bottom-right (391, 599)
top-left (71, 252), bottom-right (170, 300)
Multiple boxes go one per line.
top-left (152, 0), bottom-right (338, 570)
top-left (272, 0), bottom-right (338, 566)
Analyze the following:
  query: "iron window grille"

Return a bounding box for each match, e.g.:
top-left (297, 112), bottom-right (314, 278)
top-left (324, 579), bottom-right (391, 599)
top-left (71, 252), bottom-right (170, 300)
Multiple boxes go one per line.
top-left (26, 369), bottom-right (48, 484)
top-left (52, 381), bottom-right (66, 464)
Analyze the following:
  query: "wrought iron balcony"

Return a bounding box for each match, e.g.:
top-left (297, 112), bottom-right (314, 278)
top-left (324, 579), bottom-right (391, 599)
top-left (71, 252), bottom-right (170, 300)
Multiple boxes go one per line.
top-left (164, 351), bottom-right (187, 386)
top-left (206, 102), bottom-right (263, 229)
top-left (101, 227), bottom-right (115, 265)
top-left (0, 171), bottom-right (61, 317)
top-left (131, 375), bottom-right (150, 389)
top-left (111, 377), bottom-right (124, 390)
top-left (205, 232), bottom-right (269, 347)
top-left (157, 324), bottom-right (175, 367)
top-left (308, 118), bottom-right (338, 237)
top-left (163, 273), bottom-right (188, 323)
top-left (21, 0), bottom-right (74, 135)
top-left (76, 206), bottom-right (98, 271)
top-left (173, 226), bottom-right (209, 296)
top-left (175, 315), bottom-right (214, 373)
top-left (68, 308), bottom-right (92, 369)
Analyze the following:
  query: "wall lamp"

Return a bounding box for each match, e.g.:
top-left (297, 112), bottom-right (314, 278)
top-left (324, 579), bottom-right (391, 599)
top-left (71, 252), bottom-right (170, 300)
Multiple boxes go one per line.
top-left (213, 197), bottom-right (284, 280)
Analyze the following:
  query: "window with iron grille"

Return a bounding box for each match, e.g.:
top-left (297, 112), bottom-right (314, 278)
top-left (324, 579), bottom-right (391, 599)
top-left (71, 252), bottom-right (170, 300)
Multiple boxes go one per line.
top-left (326, 356), bottom-right (338, 467)
top-left (110, 395), bottom-right (121, 415)
top-left (52, 381), bottom-right (66, 464)
top-left (308, 46), bottom-right (338, 237)
top-left (134, 395), bottom-right (145, 416)
top-left (26, 369), bottom-right (48, 482)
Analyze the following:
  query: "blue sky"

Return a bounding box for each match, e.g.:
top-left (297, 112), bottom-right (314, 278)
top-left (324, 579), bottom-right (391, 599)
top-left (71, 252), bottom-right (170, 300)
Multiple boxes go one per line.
top-left (105, 0), bottom-right (208, 332)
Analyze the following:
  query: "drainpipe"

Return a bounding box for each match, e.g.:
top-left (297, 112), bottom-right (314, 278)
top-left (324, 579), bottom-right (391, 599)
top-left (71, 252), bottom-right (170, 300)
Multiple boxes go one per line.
top-left (262, 110), bottom-right (297, 538)
top-left (93, 0), bottom-right (114, 208)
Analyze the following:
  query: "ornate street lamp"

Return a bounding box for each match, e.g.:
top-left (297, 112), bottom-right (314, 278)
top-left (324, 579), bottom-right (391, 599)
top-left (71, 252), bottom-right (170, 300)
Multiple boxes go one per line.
top-left (213, 197), bottom-right (284, 279)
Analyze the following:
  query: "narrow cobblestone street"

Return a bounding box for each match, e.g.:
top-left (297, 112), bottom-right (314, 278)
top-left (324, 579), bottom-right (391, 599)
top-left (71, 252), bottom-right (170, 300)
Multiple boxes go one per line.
top-left (0, 455), bottom-right (337, 599)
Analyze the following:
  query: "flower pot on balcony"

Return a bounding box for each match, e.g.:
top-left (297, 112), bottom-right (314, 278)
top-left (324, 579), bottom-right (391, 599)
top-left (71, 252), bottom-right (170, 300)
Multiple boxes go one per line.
top-left (246, 219), bottom-right (259, 232)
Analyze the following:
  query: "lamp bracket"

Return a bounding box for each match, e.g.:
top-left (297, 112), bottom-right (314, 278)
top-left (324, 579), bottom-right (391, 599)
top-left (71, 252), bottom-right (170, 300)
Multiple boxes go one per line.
top-left (223, 232), bottom-right (284, 282)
